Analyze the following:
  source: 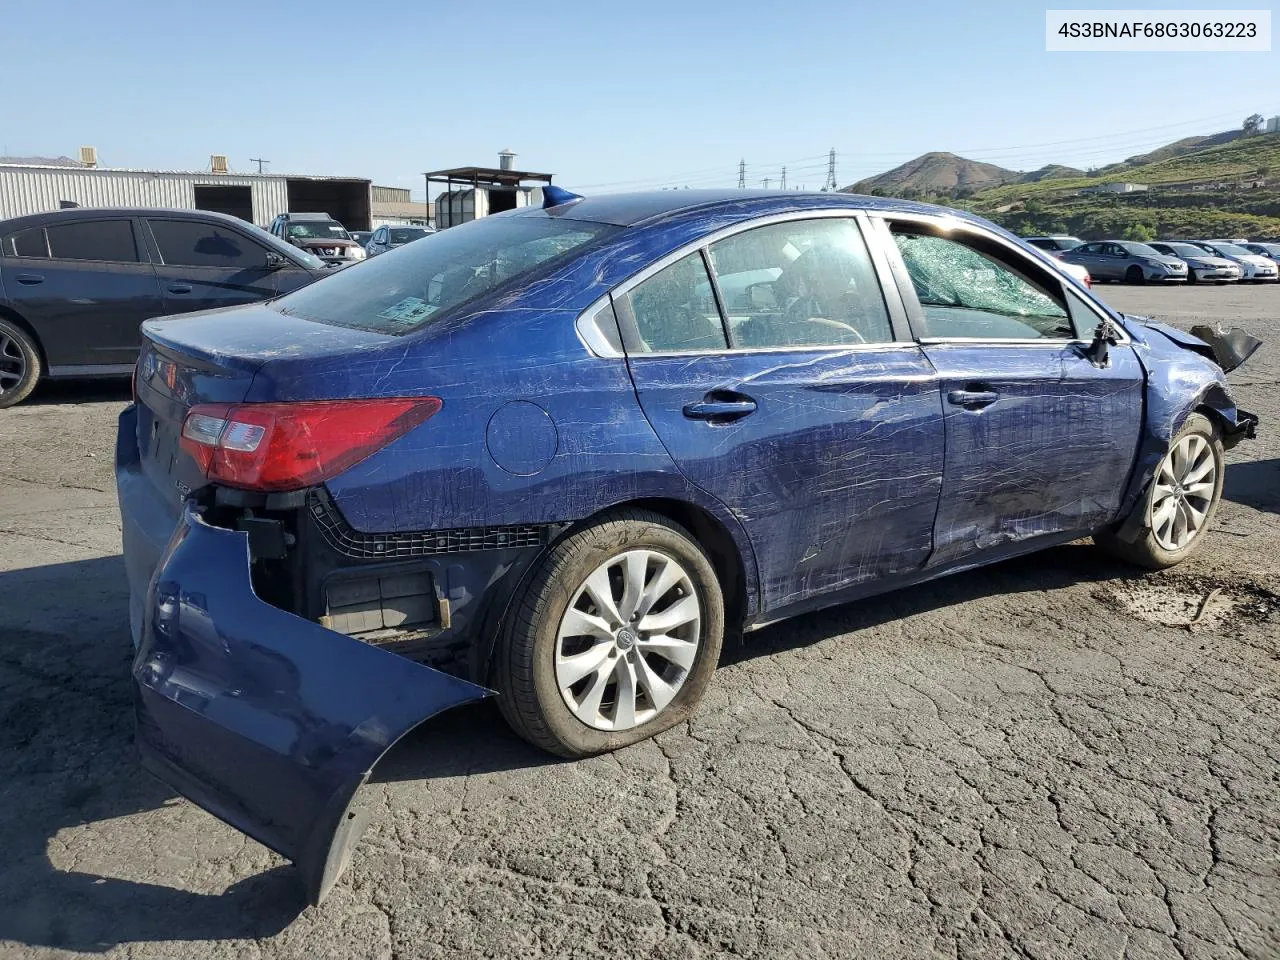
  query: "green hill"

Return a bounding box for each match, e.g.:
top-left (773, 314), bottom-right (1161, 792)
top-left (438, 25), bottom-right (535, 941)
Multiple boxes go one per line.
top-left (972, 132), bottom-right (1280, 241)
top-left (846, 130), bottom-right (1280, 240)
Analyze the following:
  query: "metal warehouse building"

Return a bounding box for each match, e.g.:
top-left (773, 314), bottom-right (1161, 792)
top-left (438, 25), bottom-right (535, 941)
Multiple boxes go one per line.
top-left (0, 155), bottom-right (374, 229)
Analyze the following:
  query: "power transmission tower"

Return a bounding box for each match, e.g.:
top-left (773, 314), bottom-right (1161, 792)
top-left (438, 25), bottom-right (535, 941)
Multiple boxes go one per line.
top-left (780, 166), bottom-right (787, 190)
top-left (824, 149), bottom-right (837, 191)
top-left (250, 158), bottom-right (270, 174)
top-left (762, 177), bottom-right (771, 189)
top-left (738, 159), bottom-right (746, 189)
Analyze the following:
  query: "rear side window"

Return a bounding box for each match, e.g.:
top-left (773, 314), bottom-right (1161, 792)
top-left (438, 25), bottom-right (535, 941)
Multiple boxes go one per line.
top-left (3, 227), bottom-right (49, 258)
top-left (891, 229), bottom-right (1075, 340)
top-left (708, 218), bottom-right (892, 347)
top-left (274, 216), bottom-right (616, 334)
top-left (623, 252), bottom-right (727, 353)
top-left (45, 220), bottom-right (139, 262)
top-left (149, 219), bottom-right (267, 268)
top-left (1026, 238), bottom-right (1053, 250)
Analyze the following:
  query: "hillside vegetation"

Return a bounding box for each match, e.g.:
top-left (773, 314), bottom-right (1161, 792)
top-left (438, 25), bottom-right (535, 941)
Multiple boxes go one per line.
top-left (844, 129), bottom-right (1280, 240)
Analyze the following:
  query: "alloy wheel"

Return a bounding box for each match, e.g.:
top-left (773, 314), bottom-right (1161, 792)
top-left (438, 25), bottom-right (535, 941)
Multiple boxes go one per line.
top-left (554, 549), bottom-right (701, 732)
top-left (1149, 434), bottom-right (1217, 551)
top-left (0, 332), bottom-right (27, 394)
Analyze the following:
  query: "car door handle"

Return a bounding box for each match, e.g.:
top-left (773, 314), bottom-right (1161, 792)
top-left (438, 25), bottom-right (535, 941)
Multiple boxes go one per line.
top-left (947, 389), bottom-right (1000, 408)
top-left (167, 284), bottom-right (193, 294)
top-left (15, 274), bottom-right (43, 285)
top-left (682, 394), bottom-right (757, 422)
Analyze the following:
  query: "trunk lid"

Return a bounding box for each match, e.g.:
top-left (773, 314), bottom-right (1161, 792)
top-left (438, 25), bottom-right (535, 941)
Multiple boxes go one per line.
top-left (135, 303), bottom-right (400, 499)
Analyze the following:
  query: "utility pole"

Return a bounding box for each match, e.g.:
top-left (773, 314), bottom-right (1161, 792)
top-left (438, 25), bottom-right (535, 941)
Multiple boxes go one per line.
top-left (762, 177), bottom-right (771, 189)
top-left (250, 158), bottom-right (269, 174)
top-left (738, 159), bottom-right (746, 189)
top-left (780, 166), bottom-right (787, 190)
top-left (824, 149), bottom-right (837, 191)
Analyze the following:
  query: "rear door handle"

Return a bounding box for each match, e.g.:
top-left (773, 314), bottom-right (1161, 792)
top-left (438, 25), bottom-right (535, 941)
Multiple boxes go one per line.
top-left (167, 284), bottom-right (193, 294)
top-left (682, 394), bottom-right (757, 422)
top-left (15, 274), bottom-right (43, 285)
top-left (947, 389), bottom-right (1000, 408)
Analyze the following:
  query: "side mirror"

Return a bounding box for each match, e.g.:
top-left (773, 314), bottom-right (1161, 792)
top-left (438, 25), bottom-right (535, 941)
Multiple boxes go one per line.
top-left (265, 252), bottom-right (288, 270)
top-left (1085, 317), bottom-right (1120, 368)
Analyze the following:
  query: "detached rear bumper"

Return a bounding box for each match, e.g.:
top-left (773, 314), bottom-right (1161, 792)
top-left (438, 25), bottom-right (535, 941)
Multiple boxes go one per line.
top-left (133, 502), bottom-right (491, 904)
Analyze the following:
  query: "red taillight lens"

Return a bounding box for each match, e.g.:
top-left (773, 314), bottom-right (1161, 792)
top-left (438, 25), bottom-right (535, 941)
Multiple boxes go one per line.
top-left (179, 397), bottom-right (442, 491)
top-left (1083, 272), bottom-right (1092, 289)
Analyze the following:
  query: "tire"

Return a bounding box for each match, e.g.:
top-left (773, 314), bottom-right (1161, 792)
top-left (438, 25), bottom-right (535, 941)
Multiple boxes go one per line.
top-left (0, 317), bottom-right (41, 409)
top-left (495, 508), bottom-right (725, 758)
top-left (1094, 413), bottom-right (1224, 569)
top-left (1125, 265), bottom-right (1145, 284)
top-left (1185, 267), bottom-right (1198, 284)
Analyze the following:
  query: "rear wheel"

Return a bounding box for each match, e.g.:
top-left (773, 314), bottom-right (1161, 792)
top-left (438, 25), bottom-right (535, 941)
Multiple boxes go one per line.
top-left (495, 509), bottom-right (724, 757)
top-left (1125, 265), bottom-right (1145, 284)
top-left (1095, 413), bottom-right (1223, 569)
top-left (0, 318), bottom-right (40, 409)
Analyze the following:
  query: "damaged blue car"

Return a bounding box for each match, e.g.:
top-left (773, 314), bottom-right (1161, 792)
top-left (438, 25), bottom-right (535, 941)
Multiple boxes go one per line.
top-left (116, 189), bottom-right (1259, 903)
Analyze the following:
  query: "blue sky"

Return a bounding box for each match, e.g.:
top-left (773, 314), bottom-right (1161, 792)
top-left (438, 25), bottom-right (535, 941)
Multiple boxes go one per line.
top-left (6, 0), bottom-right (1276, 198)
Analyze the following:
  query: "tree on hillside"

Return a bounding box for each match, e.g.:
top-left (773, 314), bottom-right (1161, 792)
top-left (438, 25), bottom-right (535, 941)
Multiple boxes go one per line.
top-left (1243, 113), bottom-right (1264, 136)
top-left (1122, 223), bottom-right (1156, 242)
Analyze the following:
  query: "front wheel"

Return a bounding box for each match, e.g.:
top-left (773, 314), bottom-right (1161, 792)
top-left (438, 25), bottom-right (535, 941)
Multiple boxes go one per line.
top-left (1095, 413), bottom-right (1224, 569)
top-left (495, 509), bottom-right (725, 757)
top-left (1125, 265), bottom-right (1145, 284)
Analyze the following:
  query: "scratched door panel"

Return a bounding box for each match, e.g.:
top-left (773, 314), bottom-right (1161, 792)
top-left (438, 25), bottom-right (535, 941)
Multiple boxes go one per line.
top-left (627, 347), bottom-right (945, 611)
top-left (923, 342), bottom-right (1144, 566)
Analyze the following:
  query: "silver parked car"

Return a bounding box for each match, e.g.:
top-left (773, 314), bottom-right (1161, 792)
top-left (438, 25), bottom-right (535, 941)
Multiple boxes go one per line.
top-left (1240, 241), bottom-right (1280, 264)
top-left (365, 224), bottom-right (435, 257)
top-left (1061, 240), bottom-right (1188, 283)
top-left (1191, 241), bottom-right (1279, 282)
top-left (1024, 235), bottom-right (1085, 255)
top-left (1148, 242), bottom-right (1241, 283)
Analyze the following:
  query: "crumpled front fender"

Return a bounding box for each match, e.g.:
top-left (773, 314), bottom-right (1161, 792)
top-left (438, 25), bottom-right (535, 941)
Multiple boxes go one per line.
top-left (134, 504), bottom-right (491, 904)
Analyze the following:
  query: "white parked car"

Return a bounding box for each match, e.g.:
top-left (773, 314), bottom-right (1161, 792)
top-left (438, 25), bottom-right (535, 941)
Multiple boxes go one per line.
top-left (1058, 259), bottom-right (1092, 288)
top-left (1149, 242), bottom-right (1241, 284)
top-left (1192, 241), bottom-right (1279, 282)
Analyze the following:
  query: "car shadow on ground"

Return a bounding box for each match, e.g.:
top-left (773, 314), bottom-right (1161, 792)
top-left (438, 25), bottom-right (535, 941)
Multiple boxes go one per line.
top-left (0, 542), bottom-right (1154, 951)
top-left (24, 378), bottom-right (133, 406)
top-left (1223, 456), bottom-right (1279, 513)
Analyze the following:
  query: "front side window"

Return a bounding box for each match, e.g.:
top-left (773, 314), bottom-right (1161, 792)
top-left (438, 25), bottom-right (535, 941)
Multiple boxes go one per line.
top-left (708, 218), bottom-right (892, 347)
top-left (891, 229), bottom-right (1074, 340)
top-left (624, 252), bottom-right (727, 353)
top-left (275, 215), bottom-right (615, 334)
top-left (44, 220), bottom-right (139, 262)
top-left (149, 219), bottom-right (270, 268)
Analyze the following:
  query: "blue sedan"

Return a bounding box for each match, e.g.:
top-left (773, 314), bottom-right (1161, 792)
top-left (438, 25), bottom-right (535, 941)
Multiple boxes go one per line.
top-left (116, 188), bottom-right (1259, 903)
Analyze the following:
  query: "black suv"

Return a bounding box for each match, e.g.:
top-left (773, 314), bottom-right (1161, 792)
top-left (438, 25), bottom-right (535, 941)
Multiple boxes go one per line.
top-left (0, 208), bottom-right (328, 407)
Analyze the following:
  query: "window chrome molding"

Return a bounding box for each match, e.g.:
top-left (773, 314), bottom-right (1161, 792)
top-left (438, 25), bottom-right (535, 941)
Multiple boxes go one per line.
top-left (871, 210), bottom-right (1132, 346)
top-left (574, 208), bottom-right (884, 357)
top-left (624, 340), bottom-right (923, 360)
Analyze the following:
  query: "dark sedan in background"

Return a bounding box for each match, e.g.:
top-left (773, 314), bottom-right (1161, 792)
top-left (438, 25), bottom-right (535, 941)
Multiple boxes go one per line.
top-left (1061, 240), bottom-right (1188, 283)
top-left (365, 224), bottom-right (435, 257)
top-left (0, 208), bottom-right (327, 407)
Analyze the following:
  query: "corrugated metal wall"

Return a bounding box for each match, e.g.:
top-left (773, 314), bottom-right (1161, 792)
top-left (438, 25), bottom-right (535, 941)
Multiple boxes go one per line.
top-left (0, 168), bottom-right (290, 224)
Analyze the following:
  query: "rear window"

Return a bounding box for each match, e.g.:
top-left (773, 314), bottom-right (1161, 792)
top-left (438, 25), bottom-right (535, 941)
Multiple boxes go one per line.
top-left (275, 215), bottom-right (616, 333)
top-left (389, 227), bottom-right (429, 243)
top-left (3, 227), bottom-right (49, 258)
top-left (45, 220), bottom-right (139, 262)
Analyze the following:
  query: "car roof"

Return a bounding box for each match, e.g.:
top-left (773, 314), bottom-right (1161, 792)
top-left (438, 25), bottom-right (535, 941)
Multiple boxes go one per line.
top-left (0, 206), bottom-right (263, 233)
top-left (511, 189), bottom-right (965, 228)
top-left (280, 212), bottom-right (335, 221)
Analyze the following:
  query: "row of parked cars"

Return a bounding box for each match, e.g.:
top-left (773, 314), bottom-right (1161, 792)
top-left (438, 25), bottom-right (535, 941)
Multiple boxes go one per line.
top-left (266, 212), bottom-right (434, 265)
top-left (1026, 235), bottom-right (1280, 284)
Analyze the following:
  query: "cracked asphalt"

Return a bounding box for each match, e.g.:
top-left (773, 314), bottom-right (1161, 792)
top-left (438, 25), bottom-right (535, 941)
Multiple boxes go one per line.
top-left (1, 284), bottom-right (1277, 959)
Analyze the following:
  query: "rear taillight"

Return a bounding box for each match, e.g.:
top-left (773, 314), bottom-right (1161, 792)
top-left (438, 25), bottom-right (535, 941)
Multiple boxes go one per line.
top-left (1083, 272), bottom-right (1092, 289)
top-left (179, 397), bottom-right (442, 492)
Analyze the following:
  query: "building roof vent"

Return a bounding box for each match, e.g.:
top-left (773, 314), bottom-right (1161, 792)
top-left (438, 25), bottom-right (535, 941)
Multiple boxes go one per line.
top-left (210, 154), bottom-right (229, 174)
top-left (78, 146), bottom-right (98, 168)
top-left (498, 149), bottom-right (516, 171)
